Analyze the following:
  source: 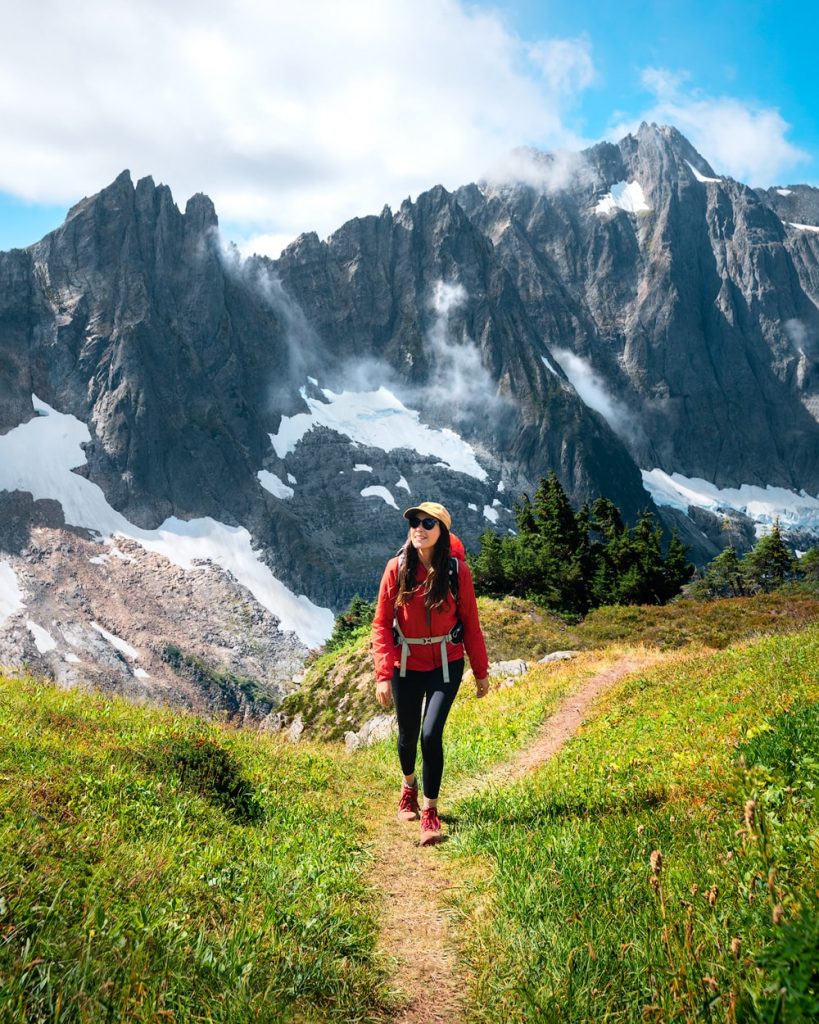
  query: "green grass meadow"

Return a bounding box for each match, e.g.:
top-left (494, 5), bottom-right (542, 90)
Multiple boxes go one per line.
top-left (0, 679), bottom-right (392, 1023)
top-left (1, 595), bottom-right (817, 1022)
top-left (445, 628), bottom-right (819, 1023)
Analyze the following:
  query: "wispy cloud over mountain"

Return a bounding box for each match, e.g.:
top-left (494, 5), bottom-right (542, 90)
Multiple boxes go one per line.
top-left (609, 67), bottom-right (809, 184)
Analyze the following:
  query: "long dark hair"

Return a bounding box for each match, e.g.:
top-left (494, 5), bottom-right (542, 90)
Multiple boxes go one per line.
top-left (396, 523), bottom-right (452, 614)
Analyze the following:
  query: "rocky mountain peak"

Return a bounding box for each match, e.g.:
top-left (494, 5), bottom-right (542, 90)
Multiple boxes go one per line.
top-left (2, 124), bottom-right (819, 707)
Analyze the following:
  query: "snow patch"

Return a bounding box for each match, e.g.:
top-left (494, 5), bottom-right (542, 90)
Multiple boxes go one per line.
top-left (497, 481), bottom-right (505, 493)
top-left (541, 355), bottom-right (561, 377)
top-left (776, 188), bottom-right (793, 196)
top-left (468, 503), bottom-right (478, 511)
top-left (92, 622), bottom-right (140, 660)
top-left (396, 476), bottom-right (411, 493)
top-left (361, 485), bottom-right (398, 509)
top-left (64, 652), bottom-right (81, 664)
top-left (483, 505), bottom-right (499, 523)
top-left (685, 160), bottom-right (721, 184)
top-left (27, 620), bottom-right (57, 653)
top-left (270, 384), bottom-right (487, 481)
top-left (258, 470), bottom-right (294, 499)
top-left (0, 396), bottom-right (333, 648)
top-left (787, 222), bottom-right (819, 233)
top-left (287, 473), bottom-right (297, 485)
top-left (353, 463), bottom-right (373, 473)
top-left (0, 560), bottom-right (25, 626)
top-left (89, 554), bottom-right (110, 565)
top-left (641, 469), bottom-right (819, 537)
top-left (133, 667), bottom-right (150, 679)
top-left (594, 181), bottom-right (650, 215)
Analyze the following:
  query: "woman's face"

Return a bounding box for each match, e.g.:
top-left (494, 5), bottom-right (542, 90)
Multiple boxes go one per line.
top-left (409, 516), bottom-right (440, 556)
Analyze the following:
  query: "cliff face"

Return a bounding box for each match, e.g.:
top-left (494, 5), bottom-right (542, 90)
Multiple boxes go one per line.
top-left (456, 124), bottom-right (819, 491)
top-left (2, 123), bottom-right (819, 702)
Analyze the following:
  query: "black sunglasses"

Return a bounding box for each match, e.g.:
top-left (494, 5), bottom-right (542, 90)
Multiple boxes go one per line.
top-left (409, 516), bottom-right (439, 530)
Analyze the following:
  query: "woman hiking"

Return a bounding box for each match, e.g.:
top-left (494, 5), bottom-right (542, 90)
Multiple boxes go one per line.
top-left (372, 502), bottom-right (490, 845)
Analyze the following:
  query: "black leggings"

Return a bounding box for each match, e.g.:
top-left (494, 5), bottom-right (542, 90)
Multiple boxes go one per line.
top-left (391, 659), bottom-right (463, 800)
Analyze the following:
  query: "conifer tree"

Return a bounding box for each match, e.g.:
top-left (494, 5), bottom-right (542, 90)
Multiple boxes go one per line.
top-left (798, 546), bottom-right (819, 584)
top-left (742, 520), bottom-right (795, 593)
top-left (662, 532), bottom-right (695, 599)
top-left (514, 493), bottom-right (536, 535)
top-left (698, 545), bottom-right (746, 598)
top-left (469, 530), bottom-right (507, 595)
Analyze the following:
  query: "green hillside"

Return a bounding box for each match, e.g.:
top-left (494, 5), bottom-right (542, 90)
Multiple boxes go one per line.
top-left (0, 680), bottom-right (392, 1023)
top-left (1, 599), bottom-right (817, 1022)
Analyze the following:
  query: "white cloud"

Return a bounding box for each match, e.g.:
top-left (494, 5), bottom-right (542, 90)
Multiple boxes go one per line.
top-left (0, 1), bottom-right (596, 249)
top-left (609, 67), bottom-right (809, 185)
top-left (421, 280), bottom-right (510, 428)
top-left (527, 36), bottom-right (595, 96)
top-left (483, 146), bottom-right (594, 193)
top-left (551, 348), bottom-right (641, 445)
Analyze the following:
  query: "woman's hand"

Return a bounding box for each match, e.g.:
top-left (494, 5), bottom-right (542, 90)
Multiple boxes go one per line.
top-left (475, 677), bottom-right (490, 699)
top-left (376, 679), bottom-right (393, 708)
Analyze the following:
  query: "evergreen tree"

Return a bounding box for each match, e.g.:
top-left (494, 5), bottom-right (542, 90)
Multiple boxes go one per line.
top-left (326, 594), bottom-right (375, 652)
top-left (589, 497), bottom-right (627, 605)
top-left (614, 510), bottom-right (666, 604)
top-left (530, 473), bottom-right (583, 611)
top-left (798, 546), bottom-right (819, 584)
top-left (700, 546), bottom-right (746, 598)
top-left (742, 520), bottom-right (795, 593)
top-left (514, 493), bottom-right (536, 535)
top-left (661, 531), bottom-right (695, 600)
top-left (568, 502), bottom-right (594, 613)
top-left (591, 497), bottom-right (625, 540)
top-left (469, 530), bottom-right (507, 595)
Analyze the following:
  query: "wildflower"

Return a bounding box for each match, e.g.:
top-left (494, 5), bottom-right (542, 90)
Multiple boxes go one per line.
top-left (772, 904), bottom-right (784, 925)
top-left (744, 799), bottom-right (755, 828)
top-left (730, 937), bottom-right (741, 958)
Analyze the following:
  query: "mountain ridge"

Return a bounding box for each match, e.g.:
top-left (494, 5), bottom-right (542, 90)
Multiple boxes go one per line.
top-left (1, 121), bottom-right (819, 705)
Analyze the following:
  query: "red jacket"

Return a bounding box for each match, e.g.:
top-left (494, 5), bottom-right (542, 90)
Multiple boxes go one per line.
top-left (372, 551), bottom-right (489, 682)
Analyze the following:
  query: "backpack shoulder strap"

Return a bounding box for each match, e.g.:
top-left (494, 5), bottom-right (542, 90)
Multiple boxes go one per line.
top-left (449, 556), bottom-right (459, 600)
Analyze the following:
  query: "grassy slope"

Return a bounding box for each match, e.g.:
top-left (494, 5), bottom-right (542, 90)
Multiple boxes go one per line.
top-left (0, 678), bottom-right (392, 1023)
top-left (477, 591), bottom-right (819, 660)
top-left (282, 592), bottom-right (819, 741)
top-left (2, 593), bottom-right (818, 1022)
top-left (445, 627), bottom-right (819, 1023)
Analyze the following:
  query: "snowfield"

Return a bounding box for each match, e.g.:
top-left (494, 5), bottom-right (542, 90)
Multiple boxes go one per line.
top-left (361, 485), bottom-right (398, 509)
top-left (257, 470), bottom-right (294, 499)
top-left (0, 397), bottom-right (334, 648)
top-left (686, 161), bottom-right (721, 184)
top-left (270, 384), bottom-right (488, 481)
top-left (0, 560), bottom-right (24, 626)
top-left (642, 468), bottom-right (819, 537)
top-left (594, 181), bottom-right (650, 215)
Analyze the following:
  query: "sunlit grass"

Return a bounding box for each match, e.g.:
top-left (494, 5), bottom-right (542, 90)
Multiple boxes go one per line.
top-left (443, 627), bottom-right (819, 1023)
top-left (0, 677), bottom-right (393, 1023)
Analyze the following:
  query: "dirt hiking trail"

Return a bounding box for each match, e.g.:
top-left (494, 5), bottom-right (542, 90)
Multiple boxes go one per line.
top-left (369, 651), bottom-right (664, 1023)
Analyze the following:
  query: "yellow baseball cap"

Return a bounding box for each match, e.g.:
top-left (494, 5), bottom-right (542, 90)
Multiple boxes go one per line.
top-left (403, 502), bottom-right (451, 530)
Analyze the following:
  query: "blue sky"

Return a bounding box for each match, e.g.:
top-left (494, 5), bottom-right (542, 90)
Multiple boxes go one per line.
top-left (1, 0), bottom-right (816, 255)
top-left (501, 0), bottom-right (819, 170)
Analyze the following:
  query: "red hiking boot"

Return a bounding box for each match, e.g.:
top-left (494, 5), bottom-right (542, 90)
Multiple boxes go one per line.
top-left (397, 783), bottom-right (420, 821)
top-left (419, 805), bottom-right (443, 845)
